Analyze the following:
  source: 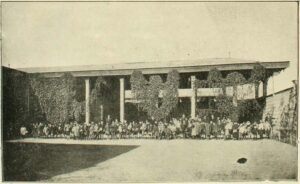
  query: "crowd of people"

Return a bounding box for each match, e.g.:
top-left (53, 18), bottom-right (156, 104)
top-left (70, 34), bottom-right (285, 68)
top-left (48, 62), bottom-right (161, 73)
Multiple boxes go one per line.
top-left (27, 114), bottom-right (273, 140)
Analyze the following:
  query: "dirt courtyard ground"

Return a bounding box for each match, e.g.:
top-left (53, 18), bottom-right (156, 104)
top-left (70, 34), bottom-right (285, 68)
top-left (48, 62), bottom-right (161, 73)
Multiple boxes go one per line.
top-left (5, 138), bottom-right (297, 182)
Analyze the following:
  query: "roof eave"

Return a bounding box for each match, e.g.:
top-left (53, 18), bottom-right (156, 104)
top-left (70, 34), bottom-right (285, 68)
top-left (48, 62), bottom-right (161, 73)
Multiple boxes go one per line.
top-left (25, 61), bottom-right (289, 78)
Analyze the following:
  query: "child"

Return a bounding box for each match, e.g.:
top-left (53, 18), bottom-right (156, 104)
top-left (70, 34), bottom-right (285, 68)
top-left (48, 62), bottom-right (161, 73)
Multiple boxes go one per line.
top-left (232, 122), bottom-right (239, 140)
top-left (20, 126), bottom-right (28, 138)
top-left (43, 124), bottom-right (49, 138)
top-left (118, 123), bottom-right (123, 139)
top-left (140, 121), bottom-right (147, 137)
top-left (122, 121), bottom-right (127, 139)
top-left (127, 122), bottom-right (133, 139)
top-left (258, 120), bottom-right (265, 139)
top-left (205, 121), bottom-right (211, 140)
top-left (152, 122), bottom-right (159, 139)
top-left (224, 119), bottom-right (233, 140)
top-left (191, 120), bottom-right (197, 139)
top-left (158, 121), bottom-right (165, 139)
top-left (105, 122), bottom-right (111, 139)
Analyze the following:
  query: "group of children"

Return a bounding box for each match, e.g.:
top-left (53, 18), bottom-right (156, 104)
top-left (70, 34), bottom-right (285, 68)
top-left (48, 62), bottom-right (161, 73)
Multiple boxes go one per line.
top-left (29, 114), bottom-right (273, 140)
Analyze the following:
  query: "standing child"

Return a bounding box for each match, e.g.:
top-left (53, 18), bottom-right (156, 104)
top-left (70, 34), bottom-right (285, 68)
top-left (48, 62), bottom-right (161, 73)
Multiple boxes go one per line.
top-left (105, 122), bottom-right (111, 139)
top-left (153, 122), bottom-right (159, 139)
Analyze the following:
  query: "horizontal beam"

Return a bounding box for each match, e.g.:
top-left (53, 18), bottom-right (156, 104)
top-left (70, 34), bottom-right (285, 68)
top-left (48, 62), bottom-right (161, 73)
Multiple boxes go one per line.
top-left (125, 88), bottom-right (202, 98)
top-left (28, 61), bottom-right (289, 78)
top-left (125, 99), bottom-right (140, 103)
top-left (125, 84), bottom-right (255, 100)
top-left (125, 89), bottom-right (223, 98)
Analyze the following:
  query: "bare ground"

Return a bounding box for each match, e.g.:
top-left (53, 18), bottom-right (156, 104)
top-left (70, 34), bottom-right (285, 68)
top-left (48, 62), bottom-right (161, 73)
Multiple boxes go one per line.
top-left (4, 138), bottom-right (297, 182)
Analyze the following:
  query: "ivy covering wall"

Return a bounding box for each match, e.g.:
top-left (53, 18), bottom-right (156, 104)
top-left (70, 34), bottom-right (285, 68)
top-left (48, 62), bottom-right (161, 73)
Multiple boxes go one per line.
top-left (30, 74), bottom-right (108, 124)
top-left (194, 63), bottom-right (267, 122)
top-left (130, 63), bottom-right (268, 122)
top-left (130, 70), bottom-right (180, 120)
top-left (90, 77), bottom-right (107, 122)
top-left (30, 74), bottom-right (85, 124)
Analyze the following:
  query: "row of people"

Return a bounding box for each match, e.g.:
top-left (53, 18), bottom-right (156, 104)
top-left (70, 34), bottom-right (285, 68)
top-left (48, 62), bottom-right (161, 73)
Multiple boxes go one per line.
top-left (29, 115), bottom-right (272, 140)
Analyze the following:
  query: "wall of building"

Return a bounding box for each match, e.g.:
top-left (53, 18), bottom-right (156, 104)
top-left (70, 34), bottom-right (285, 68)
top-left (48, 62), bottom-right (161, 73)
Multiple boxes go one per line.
top-left (2, 67), bottom-right (31, 140)
top-left (263, 87), bottom-right (296, 136)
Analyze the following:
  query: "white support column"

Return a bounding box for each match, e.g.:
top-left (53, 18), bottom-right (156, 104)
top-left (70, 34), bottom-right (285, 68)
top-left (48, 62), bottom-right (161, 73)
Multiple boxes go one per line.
top-left (85, 78), bottom-right (90, 124)
top-left (100, 105), bottom-right (104, 121)
top-left (191, 76), bottom-right (196, 119)
top-left (120, 78), bottom-right (125, 122)
top-left (233, 86), bottom-right (238, 106)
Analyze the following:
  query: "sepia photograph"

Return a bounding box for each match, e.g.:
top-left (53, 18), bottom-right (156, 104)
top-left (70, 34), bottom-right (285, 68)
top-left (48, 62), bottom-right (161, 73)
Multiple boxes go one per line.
top-left (1, 1), bottom-right (298, 182)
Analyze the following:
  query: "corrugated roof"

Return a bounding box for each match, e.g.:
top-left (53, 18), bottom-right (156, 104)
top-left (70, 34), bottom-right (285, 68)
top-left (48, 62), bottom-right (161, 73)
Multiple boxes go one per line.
top-left (17, 58), bottom-right (289, 74)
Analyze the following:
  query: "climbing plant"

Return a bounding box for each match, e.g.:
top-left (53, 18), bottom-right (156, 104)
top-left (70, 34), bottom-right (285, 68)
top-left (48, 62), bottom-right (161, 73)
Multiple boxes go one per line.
top-left (207, 68), bottom-right (223, 88)
top-left (195, 68), bottom-right (227, 93)
top-left (249, 63), bottom-right (267, 98)
top-left (130, 70), bottom-right (179, 120)
top-left (215, 95), bottom-right (237, 120)
top-left (90, 77), bottom-right (107, 122)
top-left (130, 70), bottom-right (148, 101)
top-left (194, 79), bottom-right (208, 88)
top-left (194, 64), bottom-right (267, 122)
top-left (238, 99), bottom-right (263, 122)
top-left (30, 73), bottom-right (85, 124)
top-left (225, 72), bottom-right (247, 87)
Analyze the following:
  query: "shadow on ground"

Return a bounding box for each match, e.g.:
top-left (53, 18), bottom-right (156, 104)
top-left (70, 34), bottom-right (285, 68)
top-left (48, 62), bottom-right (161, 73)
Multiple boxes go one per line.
top-left (3, 142), bottom-right (139, 181)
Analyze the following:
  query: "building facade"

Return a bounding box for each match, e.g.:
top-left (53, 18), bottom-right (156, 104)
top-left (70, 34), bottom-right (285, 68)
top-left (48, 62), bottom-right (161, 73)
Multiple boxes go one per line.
top-left (12, 58), bottom-right (289, 123)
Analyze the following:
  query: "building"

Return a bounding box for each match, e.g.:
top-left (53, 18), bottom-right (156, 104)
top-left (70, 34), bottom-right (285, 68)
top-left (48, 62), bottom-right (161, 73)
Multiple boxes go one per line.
top-left (263, 82), bottom-right (297, 144)
top-left (8, 58), bottom-right (289, 124)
